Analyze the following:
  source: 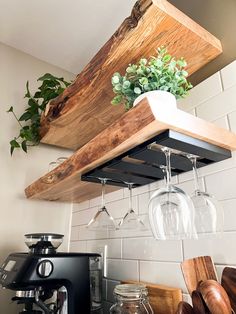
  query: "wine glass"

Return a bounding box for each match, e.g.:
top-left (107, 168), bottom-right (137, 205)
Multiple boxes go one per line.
top-left (148, 148), bottom-right (196, 240)
top-left (119, 183), bottom-right (146, 230)
top-left (87, 178), bottom-right (117, 230)
top-left (187, 155), bottom-right (224, 237)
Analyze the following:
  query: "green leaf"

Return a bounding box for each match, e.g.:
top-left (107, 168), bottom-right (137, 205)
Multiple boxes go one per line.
top-left (134, 87), bottom-right (142, 95)
top-left (19, 112), bottom-right (31, 121)
top-left (114, 84), bottom-right (122, 92)
top-left (163, 54), bottom-right (172, 62)
top-left (7, 106), bottom-right (14, 113)
top-left (21, 140), bottom-right (27, 153)
top-left (111, 95), bottom-right (122, 105)
top-left (38, 73), bottom-right (60, 81)
top-left (112, 75), bottom-right (120, 85)
top-left (24, 81), bottom-right (31, 98)
top-left (10, 139), bottom-right (20, 148)
top-left (122, 81), bottom-right (131, 89)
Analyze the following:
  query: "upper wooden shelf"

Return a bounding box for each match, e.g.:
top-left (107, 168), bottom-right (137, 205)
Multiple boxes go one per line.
top-left (40, 0), bottom-right (222, 151)
top-left (25, 99), bottom-right (236, 203)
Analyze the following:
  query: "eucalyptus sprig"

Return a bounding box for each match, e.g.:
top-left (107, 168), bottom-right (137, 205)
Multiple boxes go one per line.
top-left (111, 47), bottom-right (192, 110)
top-left (7, 73), bottom-right (70, 155)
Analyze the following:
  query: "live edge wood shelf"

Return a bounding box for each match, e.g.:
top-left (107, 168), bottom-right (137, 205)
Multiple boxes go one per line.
top-left (25, 100), bottom-right (236, 203)
top-left (25, 0), bottom-right (228, 203)
top-left (40, 0), bottom-right (222, 151)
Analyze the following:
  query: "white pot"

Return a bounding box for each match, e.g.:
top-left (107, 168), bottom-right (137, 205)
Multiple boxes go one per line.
top-left (133, 90), bottom-right (177, 109)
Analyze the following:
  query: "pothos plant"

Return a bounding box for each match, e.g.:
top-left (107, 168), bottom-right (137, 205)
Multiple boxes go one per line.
top-left (111, 47), bottom-right (193, 111)
top-left (7, 73), bottom-right (70, 155)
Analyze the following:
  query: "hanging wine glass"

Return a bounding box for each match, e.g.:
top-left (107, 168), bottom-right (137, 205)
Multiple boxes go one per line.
top-left (119, 183), bottom-right (146, 230)
top-left (148, 148), bottom-right (196, 240)
top-left (87, 178), bottom-right (117, 231)
top-left (187, 155), bottom-right (224, 237)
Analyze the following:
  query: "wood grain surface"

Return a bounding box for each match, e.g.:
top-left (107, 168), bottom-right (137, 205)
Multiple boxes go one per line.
top-left (221, 266), bottom-right (236, 312)
top-left (121, 280), bottom-right (182, 314)
top-left (197, 280), bottom-right (232, 314)
top-left (39, 0), bottom-right (222, 150)
top-left (176, 301), bottom-right (194, 314)
top-left (181, 256), bottom-right (218, 295)
top-left (25, 101), bottom-right (236, 203)
top-left (192, 290), bottom-right (210, 314)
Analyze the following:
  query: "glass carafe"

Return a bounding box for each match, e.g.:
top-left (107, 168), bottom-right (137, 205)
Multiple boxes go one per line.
top-left (110, 284), bottom-right (153, 314)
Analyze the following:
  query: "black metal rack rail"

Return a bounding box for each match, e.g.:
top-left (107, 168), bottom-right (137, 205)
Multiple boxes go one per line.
top-left (81, 130), bottom-right (231, 188)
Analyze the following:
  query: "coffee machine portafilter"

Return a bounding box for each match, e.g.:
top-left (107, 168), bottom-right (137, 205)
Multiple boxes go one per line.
top-left (0, 233), bottom-right (102, 314)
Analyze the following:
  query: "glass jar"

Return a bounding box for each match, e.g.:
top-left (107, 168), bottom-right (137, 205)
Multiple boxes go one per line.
top-left (109, 284), bottom-right (154, 314)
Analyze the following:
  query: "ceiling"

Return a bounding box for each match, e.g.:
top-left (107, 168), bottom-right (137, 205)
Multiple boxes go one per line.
top-left (0, 0), bottom-right (136, 74)
top-left (0, 0), bottom-right (236, 84)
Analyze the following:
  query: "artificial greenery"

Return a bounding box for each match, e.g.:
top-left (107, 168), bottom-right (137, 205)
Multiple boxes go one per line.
top-left (111, 47), bottom-right (192, 111)
top-left (7, 73), bottom-right (70, 155)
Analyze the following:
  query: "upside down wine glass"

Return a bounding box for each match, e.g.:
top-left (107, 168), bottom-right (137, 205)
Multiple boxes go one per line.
top-left (87, 178), bottom-right (117, 231)
top-left (188, 155), bottom-right (224, 237)
top-left (119, 183), bottom-right (146, 230)
top-left (148, 148), bottom-right (196, 240)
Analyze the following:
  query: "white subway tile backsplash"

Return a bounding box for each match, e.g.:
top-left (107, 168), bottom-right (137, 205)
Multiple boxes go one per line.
top-left (70, 226), bottom-right (79, 241)
top-left (177, 72), bottom-right (222, 112)
top-left (108, 197), bottom-right (138, 219)
top-left (221, 199), bottom-right (236, 231)
top-left (221, 60), bottom-right (236, 90)
top-left (138, 192), bottom-right (150, 215)
top-left (107, 259), bottom-right (139, 281)
top-left (87, 239), bottom-right (122, 259)
top-left (70, 240), bottom-right (86, 252)
top-left (140, 261), bottom-right (187, 292)
top-left (183, 232), bottom-right (236, 265)
top-left (228, 110), bottom-right (236, 132)
top-left (123, 237), bottom-right (182, 262)
top-left (124, 184), bottom-right (149, 197)
top-left (205, 167), bottom-right (236, 200)
top-left (196, 84), bottom-right (236, 122)
top-left (106, 189), bottom-right (124, 203)
top-left (72, 207), bottom-right (98, 226)
top-left (78, 225), bottom-right (108, 241)
top-left (108, 218), bottom-right (152, 239)
top-left (213, 116), bottom-right (229, 130)
top-left (72, 200), bottom-right (90, 212)
top-left (176, 178), bottom-right (205, 196)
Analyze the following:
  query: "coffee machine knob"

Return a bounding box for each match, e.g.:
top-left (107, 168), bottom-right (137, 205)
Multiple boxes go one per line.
top-left (37, 260), bottom-right (53, 278)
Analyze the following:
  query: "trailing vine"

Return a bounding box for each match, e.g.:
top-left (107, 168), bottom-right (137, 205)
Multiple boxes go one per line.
top-left (7, 73), bottom-right (70, 155)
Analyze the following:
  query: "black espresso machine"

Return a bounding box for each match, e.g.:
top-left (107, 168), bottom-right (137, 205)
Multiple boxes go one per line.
top-left (0, 233), bottom-right (102, 314)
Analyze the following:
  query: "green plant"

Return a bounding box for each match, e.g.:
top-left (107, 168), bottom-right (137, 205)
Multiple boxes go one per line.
top-left (7, 73), bottom-right (70, 155)
top-left (111, 47), bottom-right (192, 110)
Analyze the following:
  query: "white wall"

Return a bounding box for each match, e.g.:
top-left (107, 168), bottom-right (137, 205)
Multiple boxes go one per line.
top-left (0, 42), bottom-right (75, 313)
top-left (70, 60), bottom-right (236, 312)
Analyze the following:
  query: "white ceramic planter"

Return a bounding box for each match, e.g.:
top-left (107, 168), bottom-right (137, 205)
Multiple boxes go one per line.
top-left (133, 90), bottom-right (177, 109)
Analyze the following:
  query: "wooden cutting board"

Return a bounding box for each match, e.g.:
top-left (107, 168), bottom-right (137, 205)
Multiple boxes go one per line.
top-left (121, 280), bottom-right (182, 314)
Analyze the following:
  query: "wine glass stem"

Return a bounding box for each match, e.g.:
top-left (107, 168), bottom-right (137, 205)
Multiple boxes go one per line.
top-left (101, 179), bottom-right (107, 208)
top-left (164, 149), bottom-right (172, 188)
top-left (191, 157), bottom-right (201, 193)
top-left (128, 183), bottom-right (133, 211)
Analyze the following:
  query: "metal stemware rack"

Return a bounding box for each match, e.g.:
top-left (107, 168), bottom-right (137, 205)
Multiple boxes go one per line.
top-left (81, 130), bottom-right (231, 188)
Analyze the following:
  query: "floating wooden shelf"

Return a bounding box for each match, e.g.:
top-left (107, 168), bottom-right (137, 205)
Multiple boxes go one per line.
top-left (40, 0), bottom-right (222, 151)
top-left (25, 99), bottom-right (236, 203)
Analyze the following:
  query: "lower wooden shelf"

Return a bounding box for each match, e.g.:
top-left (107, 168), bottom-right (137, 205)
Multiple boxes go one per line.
top-left (25, 98), bottom-right (236, 203)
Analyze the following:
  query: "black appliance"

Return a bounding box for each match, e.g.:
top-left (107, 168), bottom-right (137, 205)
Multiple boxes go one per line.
top-left (0, 233), bottom-right (102, 314)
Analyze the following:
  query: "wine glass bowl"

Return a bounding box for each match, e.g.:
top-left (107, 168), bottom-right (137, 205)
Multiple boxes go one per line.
top-left (87, 178), bottom-right (117, 231)
top-left (149, 184), bottom-right (195, 240)
top-left (187, 155), bottom-right (224, 237)
top-left (119, 182), bottom-right (146, 230)
top-left (148, 148), bottom-right (196, 240)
